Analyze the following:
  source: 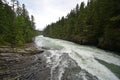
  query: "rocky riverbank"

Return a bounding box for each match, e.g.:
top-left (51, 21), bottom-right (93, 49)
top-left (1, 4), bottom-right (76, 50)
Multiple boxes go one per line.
top-left (0, 43), bottom-right (44, 55)
top-left (0, 43), bottom-right (51, 80)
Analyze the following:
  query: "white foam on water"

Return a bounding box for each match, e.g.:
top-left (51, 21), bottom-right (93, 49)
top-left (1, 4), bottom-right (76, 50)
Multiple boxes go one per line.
top-left (35, 36), bottom-right (120, 80)
top-left (43, 50), bottom-right (68, 80)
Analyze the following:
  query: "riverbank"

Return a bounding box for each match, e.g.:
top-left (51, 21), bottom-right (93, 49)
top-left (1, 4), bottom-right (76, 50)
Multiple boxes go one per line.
top-left (69, 39), bottom-right (120, 55)
top-left (0, 43), bottom-right (51, 80)
top-left (0, 43), bottom-right (44, 55)
top-left (44, 36), bottom-right (120, 55)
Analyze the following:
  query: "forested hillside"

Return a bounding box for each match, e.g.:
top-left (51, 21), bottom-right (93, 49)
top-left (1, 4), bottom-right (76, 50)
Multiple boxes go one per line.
top-left (43, 0), bottom-right (120, 52)
top-left (0, 0), bottom-right (36, 46)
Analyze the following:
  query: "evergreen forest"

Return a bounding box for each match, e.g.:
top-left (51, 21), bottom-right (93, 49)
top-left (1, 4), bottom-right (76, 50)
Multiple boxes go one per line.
top-left (0, 0), bottom-right (36, 46)
top-left (43, 0), bottom-right (120, 52)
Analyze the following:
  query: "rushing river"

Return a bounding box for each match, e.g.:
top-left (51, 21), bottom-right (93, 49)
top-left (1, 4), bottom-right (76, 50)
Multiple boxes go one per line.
top-left (35, 35), bottom-right (120, 80)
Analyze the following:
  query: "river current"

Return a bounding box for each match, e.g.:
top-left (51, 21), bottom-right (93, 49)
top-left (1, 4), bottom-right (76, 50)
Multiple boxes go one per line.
top-left (35, 35), bottom-right (120, 80)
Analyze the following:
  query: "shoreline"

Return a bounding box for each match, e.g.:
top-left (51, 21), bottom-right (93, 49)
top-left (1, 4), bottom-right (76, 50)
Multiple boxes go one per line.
top-left (44, 36), bottom-right (120, 55)
top-left (0, 43), bottom-right (51, 80)
top-left (0, 43), bottom-right (44, 55)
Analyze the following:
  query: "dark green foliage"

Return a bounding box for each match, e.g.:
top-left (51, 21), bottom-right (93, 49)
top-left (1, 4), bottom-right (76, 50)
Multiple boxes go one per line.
top-left (0, 0), bottom-right (36, 46)
top-left (43, 0), bottom-right (120, 53)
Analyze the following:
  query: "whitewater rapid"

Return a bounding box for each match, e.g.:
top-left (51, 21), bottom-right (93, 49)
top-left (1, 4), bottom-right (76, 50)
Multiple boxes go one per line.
top-left (35, 36), bottom-right (120, 80)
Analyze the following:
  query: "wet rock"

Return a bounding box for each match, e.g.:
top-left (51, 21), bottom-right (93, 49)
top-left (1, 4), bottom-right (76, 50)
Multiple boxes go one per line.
top-left (0, 47), bottom-right (13, 53)
top-left (62, 67), bottom-right (98, 80)
top-left (41, 47), bottom-right (51, 50)
top-left (0, 52), bottom-right (51, 80)
top-left (0, 43), bottom-right (50, 80)
top-left (0, 43), bottom-right (44, 55)
top-left (61, 54), bottom-right (98, 80)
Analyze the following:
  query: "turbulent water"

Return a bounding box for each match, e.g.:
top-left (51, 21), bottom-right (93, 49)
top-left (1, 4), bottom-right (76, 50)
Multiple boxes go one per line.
top-left (35, 35), bottom-right (120, 80)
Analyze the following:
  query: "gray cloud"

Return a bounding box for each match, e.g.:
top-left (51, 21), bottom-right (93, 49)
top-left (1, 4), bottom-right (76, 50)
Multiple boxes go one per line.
top-left (11, 0), bottom-right (88, 30)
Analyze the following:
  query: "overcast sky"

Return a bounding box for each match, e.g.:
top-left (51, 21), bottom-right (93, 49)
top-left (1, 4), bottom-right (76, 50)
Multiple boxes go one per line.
top-left (9, 0), bottom-right (88, 30)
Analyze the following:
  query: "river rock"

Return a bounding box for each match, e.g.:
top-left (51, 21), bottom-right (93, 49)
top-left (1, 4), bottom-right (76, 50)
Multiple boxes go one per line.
top-left (0, 43), bottom-right (44, 55)
top-left (0, 51), bottom-right (50, 80)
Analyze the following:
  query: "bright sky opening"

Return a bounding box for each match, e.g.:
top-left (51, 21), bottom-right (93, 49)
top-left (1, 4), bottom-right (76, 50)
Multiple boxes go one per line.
top-left (7, 0), bottom-right (88, 30)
